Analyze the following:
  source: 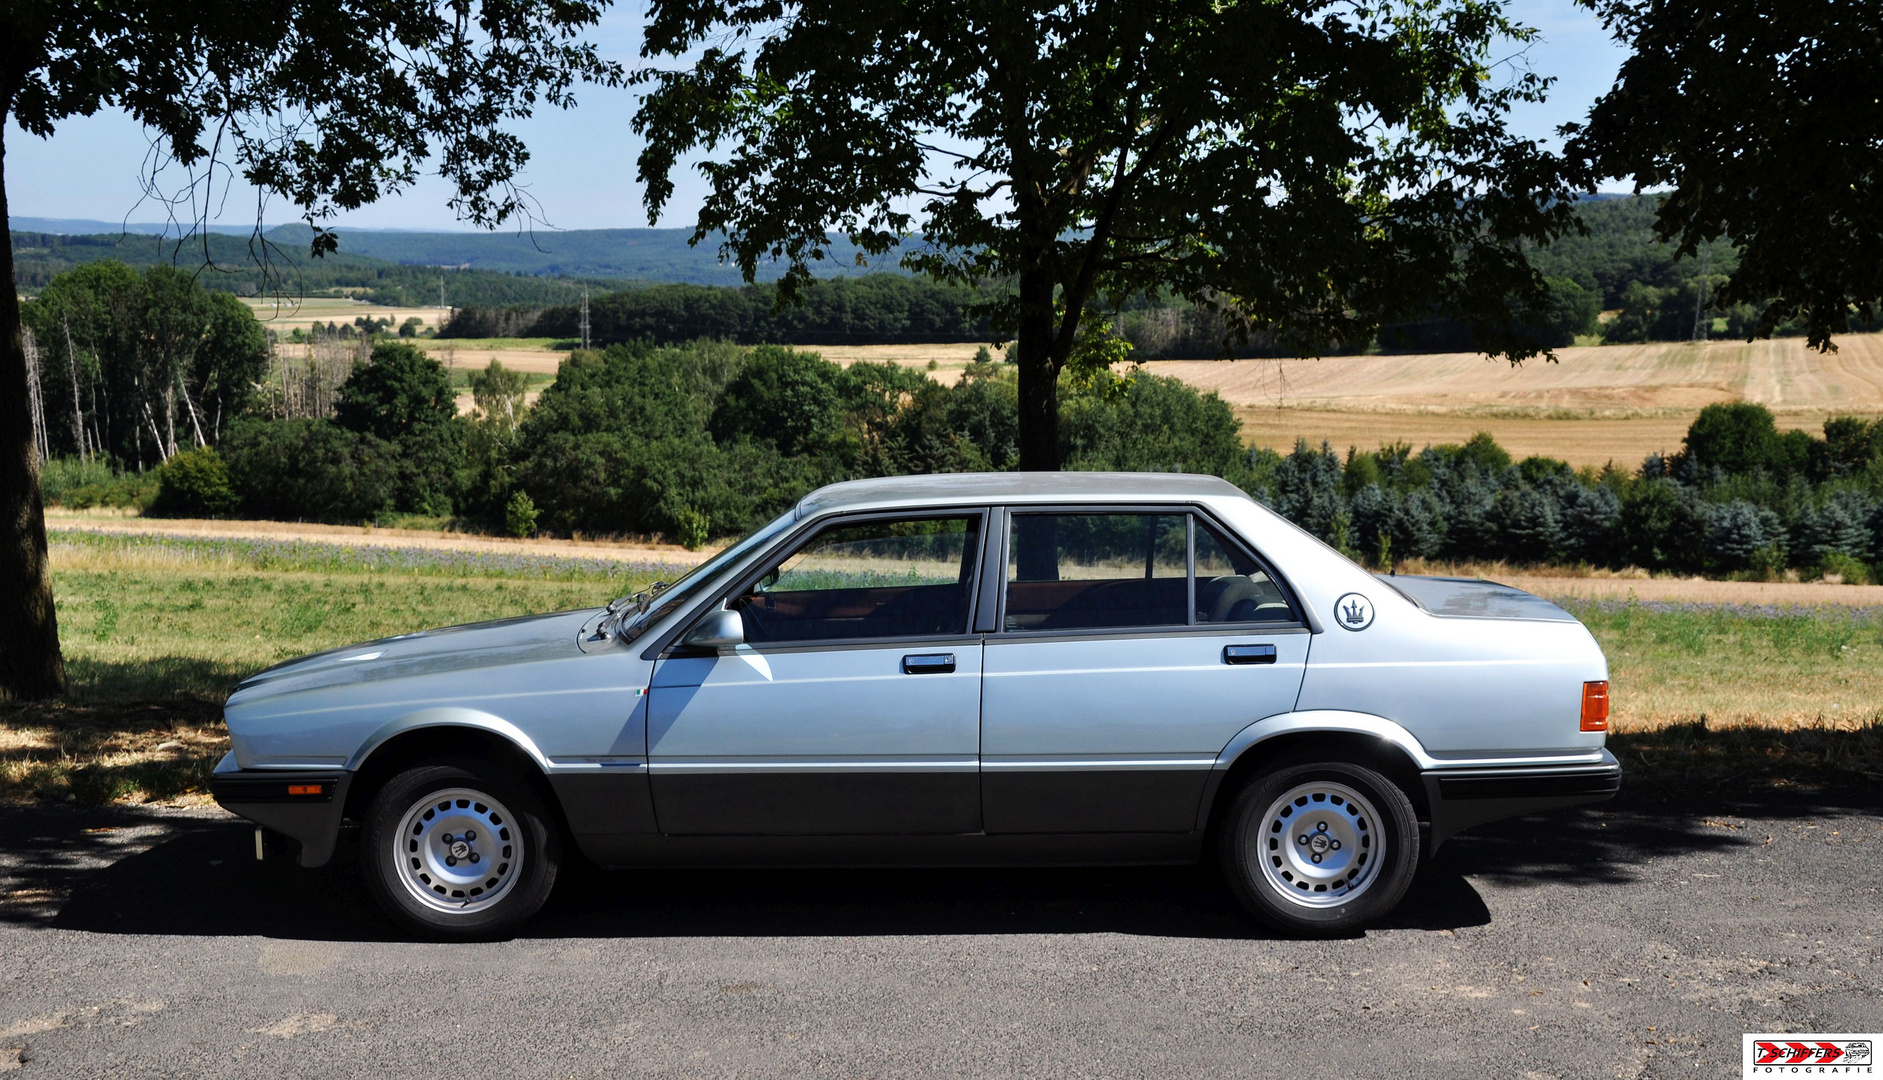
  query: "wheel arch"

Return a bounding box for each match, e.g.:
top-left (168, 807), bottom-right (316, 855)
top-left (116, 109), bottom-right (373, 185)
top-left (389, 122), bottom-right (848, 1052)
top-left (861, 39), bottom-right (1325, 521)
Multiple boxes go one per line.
top-left (1197, 711), bottom-right (1433, 834)
top-left (343, 710), bottom-right (560, 829)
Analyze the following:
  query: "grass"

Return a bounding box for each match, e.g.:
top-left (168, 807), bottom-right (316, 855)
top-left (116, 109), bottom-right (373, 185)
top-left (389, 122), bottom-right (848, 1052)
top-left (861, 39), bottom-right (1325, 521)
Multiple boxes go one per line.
top-left (1568, 598), bottom-right (1883, 729)
top-left (6, 534), bottom-right (1881, 807)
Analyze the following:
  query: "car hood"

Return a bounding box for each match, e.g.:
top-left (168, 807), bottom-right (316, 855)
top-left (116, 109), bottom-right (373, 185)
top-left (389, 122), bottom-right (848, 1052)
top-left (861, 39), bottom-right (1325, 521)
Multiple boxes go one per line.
top-left (229, 608), bottom-right (600, 702)
top-left (1377, 575), bottom-right (1578, 622)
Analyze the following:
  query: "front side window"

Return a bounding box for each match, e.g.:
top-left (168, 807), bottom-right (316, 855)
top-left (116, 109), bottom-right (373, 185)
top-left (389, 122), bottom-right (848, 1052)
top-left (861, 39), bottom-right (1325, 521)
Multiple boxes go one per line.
top-left (1005, 513), bottom-right (1187, 631)
top-left (729, 515), bottom-right (981, 643)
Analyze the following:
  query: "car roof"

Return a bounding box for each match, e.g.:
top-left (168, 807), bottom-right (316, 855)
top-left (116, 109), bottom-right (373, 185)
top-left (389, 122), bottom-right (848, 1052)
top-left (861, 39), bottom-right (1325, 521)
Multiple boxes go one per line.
top-left (795, 472), bottom-right (1250, 519)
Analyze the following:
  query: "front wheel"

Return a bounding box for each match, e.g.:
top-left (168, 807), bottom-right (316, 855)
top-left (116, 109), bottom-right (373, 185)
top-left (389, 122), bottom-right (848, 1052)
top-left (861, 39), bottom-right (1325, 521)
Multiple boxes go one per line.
top-left (1219, 762), bottom-right (1419, 937)
top-left (360, 761), bottom-right (562, 939)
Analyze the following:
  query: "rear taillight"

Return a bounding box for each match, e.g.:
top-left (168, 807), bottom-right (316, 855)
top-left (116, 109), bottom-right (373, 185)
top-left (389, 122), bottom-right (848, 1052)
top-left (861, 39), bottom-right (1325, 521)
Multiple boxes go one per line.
top-left (1581, 681), bottom-right (1610, 732)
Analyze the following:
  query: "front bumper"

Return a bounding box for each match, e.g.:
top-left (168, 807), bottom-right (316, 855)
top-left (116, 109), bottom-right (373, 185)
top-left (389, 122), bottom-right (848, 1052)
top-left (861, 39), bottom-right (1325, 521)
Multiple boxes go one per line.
top-left (1421, 749), bottom-right (1622, 851)
top-left (209, 753), bottom-right (352, 867)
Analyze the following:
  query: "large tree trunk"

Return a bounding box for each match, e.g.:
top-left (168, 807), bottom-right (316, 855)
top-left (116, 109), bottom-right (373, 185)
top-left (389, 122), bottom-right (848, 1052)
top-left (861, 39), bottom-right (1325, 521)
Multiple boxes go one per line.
top-left (1014, 265), bottom-right (1060, 472)
top-left (0, 127), bottom-right (69, 700)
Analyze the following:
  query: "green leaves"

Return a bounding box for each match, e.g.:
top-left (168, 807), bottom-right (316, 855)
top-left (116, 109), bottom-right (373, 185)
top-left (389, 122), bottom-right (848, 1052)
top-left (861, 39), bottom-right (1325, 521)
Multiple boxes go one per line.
top-left (1568, 0), bottom-right (1883, 350)
top-left (634, 0), bottom-right (1579, 467)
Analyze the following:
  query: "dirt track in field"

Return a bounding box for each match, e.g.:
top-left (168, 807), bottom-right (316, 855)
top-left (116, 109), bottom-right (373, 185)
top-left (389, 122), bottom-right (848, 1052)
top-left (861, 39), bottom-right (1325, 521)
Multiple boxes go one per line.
top-left (43, 511), bottom-right (716, 566)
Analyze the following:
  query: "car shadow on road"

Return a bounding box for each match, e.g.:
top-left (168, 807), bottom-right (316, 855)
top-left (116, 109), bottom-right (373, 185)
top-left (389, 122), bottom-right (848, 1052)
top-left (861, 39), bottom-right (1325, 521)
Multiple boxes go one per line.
top-left (7, 782), bottom-right (1875, 942)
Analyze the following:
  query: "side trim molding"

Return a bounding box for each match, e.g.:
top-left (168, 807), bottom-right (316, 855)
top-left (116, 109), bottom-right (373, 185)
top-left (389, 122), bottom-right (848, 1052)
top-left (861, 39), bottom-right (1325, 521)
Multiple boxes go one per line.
top-left (1212, 710), bottom-right (1610, 773)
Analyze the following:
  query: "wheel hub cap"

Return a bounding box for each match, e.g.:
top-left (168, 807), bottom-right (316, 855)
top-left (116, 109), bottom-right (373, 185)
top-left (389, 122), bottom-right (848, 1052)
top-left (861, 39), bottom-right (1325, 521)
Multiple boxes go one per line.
top-left (392, 787), bottom-right (523, 914)
top-left (1253, 780), bottom-right (1380, 909)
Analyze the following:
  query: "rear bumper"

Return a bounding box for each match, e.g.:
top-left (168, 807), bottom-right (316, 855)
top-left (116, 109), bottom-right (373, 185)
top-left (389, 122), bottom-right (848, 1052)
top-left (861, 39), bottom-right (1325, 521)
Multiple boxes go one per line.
top-left (1422, 749), bottom-right (1621, 851)
top-left (209, 754), bottom-right (352, 867)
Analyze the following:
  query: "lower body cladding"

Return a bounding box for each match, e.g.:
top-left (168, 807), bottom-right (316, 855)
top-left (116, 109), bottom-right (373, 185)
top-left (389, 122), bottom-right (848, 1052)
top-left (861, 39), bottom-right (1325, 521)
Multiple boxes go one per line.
top-left (208, 753), bottom-right (1622, 870)
top-left (1419, 753), bottom-right (1624, 850)
top-left (208, 757), bottom-right (353, 868)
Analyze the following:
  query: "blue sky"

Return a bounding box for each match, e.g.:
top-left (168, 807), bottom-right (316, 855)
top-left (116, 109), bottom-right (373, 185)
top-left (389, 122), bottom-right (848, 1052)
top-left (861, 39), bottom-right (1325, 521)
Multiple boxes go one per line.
top-left (4, 0), bottom-right (1630, 234)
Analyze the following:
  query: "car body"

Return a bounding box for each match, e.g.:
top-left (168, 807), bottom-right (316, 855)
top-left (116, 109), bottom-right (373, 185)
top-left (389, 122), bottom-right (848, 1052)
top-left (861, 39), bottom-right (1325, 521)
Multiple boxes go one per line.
top-left (211, 472), bottom-right (1620, 936)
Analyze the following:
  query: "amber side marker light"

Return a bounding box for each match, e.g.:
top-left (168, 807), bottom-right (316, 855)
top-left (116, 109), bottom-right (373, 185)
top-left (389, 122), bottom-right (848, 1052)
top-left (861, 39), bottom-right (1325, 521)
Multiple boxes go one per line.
top-left (1581, 681), bottom-right (1610, 732)
top-left (287, 784), bottom-right (325, 797)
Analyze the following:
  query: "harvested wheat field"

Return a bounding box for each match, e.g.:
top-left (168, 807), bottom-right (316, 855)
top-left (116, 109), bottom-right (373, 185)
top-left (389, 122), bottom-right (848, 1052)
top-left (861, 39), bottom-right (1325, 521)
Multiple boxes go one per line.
top-left (1141, 334), bottom-right (1883, 466)
top-left (244, 296), bottom-right (448, 335)
top-left (814, 342), bottom-right (1000, 384)
top-left (416, 339), bottom-right (568, 376)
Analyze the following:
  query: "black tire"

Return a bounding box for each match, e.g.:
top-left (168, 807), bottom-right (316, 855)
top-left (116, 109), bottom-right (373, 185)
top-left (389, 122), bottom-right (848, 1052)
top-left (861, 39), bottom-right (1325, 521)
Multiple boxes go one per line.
top-left (360, 759), bottom-right (562, 939)
top-left (1218, 761), bottom-right (1419, 937)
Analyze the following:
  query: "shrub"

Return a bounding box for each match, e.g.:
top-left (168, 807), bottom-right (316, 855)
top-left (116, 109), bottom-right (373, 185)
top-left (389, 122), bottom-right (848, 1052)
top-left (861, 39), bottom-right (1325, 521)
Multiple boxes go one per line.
top-left (1269, 441), bottom-right (1345, 543)
top-left (1682, 402), bottom-right (1781, 476)
top-left (149, 447), bottom-right (238, 518)
top-left (1618, 477), bottom-right (1707, 572)
top-left (504, 491), bottom-right (539, 538)
top-left (1060, 369), bottom-right (1245, 477)
top-left (1491, 485), bottom-right (1563, 563)
top-left (37, 457), bottom-right (118, 506)
top-left (220, 418), bottom-right (397, 523)
top-left (1817, 551), bottom-right (1872, 585)
top-left (334, 341), bottom-right (457, 442)
top-left (708, 345), bottom-right (853, 456)
top-left (1704, 500), bottom-right (1784, 571)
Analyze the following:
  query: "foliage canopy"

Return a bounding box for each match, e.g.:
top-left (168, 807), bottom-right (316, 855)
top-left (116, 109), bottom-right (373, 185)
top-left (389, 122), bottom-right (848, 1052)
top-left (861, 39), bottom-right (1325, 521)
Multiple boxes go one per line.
top-left (634, 0), bottom-right (1580, 469)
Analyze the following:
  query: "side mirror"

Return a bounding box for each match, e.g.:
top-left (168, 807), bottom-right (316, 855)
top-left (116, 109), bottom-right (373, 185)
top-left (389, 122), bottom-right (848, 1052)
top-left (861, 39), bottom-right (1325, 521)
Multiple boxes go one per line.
top-left (682, 608), bottom-right (745, 649)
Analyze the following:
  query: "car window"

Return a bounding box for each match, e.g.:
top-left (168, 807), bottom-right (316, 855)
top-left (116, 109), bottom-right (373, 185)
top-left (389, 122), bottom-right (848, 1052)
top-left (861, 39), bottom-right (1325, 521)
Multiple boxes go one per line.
top-left (1005, 513), bottom-right (1187, 631)
top-left (1195, 521), bottom-right (1296, 624)
top-left (728, 515), bottom-right (980, 643)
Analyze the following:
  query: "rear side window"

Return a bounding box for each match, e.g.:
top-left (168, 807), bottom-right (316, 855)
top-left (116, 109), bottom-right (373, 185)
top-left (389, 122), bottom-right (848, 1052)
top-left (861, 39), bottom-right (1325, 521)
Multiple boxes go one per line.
top-left (1195, 522), bottom-right (1296, 624)
top-left (1003, 511), bottom-right (1297, 632)
top-left (1005, 513), bottom-right (1187, 631)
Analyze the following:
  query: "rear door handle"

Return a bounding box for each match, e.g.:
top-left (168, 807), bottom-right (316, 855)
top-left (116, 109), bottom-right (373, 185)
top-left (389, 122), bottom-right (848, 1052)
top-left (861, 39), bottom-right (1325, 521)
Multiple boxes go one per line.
top-left (1223, 644), bottom-right (1277, 665)
top-left (902, 653), bottom-right (956, 675)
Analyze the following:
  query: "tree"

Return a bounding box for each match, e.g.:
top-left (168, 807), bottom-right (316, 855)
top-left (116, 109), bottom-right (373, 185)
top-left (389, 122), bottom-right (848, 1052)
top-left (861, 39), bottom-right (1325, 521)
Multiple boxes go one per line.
top-left (634, 0), bottom-right (1578, 473)
top-left (1567, 0), bottom-right (1883, 349)
top-left (0, 0), bottom-right (618, 699)
top-left (335, 343), bottom-right (457, 443)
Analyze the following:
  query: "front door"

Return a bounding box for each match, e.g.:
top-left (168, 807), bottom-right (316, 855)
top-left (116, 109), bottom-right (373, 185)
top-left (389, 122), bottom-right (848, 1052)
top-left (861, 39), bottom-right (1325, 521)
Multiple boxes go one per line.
top-left (980, 510), bottom-right (1310, 833)
top-left (648, 512), bottom-right (986, 835)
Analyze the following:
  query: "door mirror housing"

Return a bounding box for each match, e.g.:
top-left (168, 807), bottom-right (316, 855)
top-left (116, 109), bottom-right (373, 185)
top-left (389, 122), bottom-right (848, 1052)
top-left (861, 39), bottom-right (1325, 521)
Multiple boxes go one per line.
top-left (682, 608), bottom-right (745, 649)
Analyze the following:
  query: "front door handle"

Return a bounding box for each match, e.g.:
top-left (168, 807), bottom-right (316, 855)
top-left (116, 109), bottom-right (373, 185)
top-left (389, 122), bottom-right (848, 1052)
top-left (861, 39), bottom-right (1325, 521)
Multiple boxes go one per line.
top-left (902, 653), bottom-right (956, 675)
top-left (1223, 644), bottom-right (1277, 665)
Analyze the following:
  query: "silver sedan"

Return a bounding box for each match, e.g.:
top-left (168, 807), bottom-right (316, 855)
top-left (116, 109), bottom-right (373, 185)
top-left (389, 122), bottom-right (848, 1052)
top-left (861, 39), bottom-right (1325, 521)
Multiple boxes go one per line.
top-left (212, 472), bottom-right (1619, 938)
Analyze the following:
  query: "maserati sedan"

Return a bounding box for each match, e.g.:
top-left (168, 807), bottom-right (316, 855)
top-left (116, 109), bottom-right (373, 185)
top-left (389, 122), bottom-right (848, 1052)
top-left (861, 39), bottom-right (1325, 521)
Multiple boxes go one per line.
top-left (211, 472), bottom-right (1620, 938)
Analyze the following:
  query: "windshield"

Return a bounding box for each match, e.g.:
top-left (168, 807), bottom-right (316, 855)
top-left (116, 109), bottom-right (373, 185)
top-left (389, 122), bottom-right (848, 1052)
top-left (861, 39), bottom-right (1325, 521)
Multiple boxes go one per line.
top-left (614, 507), bottom-right (799, 643)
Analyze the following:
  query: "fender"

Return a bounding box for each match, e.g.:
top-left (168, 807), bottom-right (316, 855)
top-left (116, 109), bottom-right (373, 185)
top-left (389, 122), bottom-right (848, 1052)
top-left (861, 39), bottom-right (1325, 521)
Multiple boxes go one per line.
top-left (1213, 710), bottom-right (1437, 772)
top-left (348, 707), bottom-right (552, 774)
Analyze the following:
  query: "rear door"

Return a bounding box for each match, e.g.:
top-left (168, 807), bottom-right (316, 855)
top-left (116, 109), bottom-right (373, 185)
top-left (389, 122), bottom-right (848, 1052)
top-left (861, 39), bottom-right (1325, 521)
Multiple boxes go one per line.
top-left (647, 511), bottom-right (987, 835)
top-left (980, 508), bottom-right (1310, 833)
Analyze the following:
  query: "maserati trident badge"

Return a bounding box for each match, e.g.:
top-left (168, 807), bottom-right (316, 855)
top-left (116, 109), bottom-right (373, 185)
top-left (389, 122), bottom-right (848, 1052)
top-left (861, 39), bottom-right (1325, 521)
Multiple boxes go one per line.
top-left (1334, 592), bottom-right (1374, 631)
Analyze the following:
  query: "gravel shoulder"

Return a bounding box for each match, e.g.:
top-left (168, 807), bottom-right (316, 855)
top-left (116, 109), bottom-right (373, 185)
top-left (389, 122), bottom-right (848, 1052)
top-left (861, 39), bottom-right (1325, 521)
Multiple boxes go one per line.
top-left (2, 782), bottom-right (1877, 1079)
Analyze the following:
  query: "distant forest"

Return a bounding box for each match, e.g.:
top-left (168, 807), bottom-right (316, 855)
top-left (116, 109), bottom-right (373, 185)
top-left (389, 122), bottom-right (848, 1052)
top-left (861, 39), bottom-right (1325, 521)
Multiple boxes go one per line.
top-left (8, 229), bottom-right (627, 308)
top-left (14, 194), bottom-right (1881, 353)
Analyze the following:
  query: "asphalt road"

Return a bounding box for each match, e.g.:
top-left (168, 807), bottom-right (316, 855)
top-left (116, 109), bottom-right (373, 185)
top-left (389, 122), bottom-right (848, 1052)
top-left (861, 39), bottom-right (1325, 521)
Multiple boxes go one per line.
top-left (2, 783), bottom-right (1878, 1080)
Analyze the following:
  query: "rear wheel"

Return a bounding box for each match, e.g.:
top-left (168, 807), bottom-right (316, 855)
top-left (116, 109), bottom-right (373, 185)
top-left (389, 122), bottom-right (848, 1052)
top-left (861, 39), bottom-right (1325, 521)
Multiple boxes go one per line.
top-left (360, 760), bottom-right (561, 939)
top-left (1219, 761), bottom-right (1419, 936)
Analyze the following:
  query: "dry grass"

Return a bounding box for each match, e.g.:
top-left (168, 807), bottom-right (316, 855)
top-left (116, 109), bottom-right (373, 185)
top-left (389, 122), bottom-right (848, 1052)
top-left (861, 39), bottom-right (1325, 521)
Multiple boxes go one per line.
top-left (0, 701), bottom-right (225, 807)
